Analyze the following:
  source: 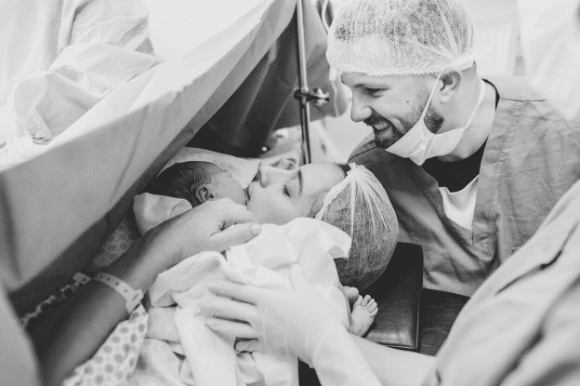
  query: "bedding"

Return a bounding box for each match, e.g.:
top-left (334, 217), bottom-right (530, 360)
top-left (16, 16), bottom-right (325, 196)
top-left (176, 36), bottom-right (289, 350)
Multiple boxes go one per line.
top-left (3, 0), bottom-right (298, 314)
top-left (0, 0), bottom-right (160, 169)
top-left (68, 218), bottom-right (351, 386)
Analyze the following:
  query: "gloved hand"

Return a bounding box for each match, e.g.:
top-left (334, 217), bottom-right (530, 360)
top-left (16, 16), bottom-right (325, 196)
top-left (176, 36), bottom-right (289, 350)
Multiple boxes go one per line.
top-left (199, 265), bottom-right (382, 386)
top-left (199, 265), bottom-right (343, 366)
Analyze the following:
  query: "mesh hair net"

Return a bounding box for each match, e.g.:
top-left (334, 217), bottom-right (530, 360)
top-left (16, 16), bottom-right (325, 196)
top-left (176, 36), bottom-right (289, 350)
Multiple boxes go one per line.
top-left (315, 163), bottom-right (398, 290)
top-left (327, 0), bottom-right (476, 76)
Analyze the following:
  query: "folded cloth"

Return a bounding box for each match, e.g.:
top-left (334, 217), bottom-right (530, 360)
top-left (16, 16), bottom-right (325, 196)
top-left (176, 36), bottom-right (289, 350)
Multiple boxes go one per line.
top-left (144, 218), bottom-right (351, 386)
top-left (1, 0), bottom-right (161, 149)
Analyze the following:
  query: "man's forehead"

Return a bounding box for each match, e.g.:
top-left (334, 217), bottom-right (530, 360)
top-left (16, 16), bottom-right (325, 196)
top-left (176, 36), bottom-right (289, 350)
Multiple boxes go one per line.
top-left (340, 72), bottom-right (413, 88)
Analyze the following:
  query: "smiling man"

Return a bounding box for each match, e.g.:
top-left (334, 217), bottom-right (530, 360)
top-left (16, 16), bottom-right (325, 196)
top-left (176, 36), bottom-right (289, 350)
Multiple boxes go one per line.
top-left (328, 0), bottom-right (580, 296)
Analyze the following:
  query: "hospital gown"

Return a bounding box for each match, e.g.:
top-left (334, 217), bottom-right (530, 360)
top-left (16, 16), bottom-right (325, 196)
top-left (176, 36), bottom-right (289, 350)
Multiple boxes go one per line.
top-left (350, 75), bottom-right (580, 296)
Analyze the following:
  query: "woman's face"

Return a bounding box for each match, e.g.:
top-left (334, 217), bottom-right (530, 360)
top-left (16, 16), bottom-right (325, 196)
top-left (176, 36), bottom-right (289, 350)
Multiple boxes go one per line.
top-left (246, 163), bottom-right (345, 225)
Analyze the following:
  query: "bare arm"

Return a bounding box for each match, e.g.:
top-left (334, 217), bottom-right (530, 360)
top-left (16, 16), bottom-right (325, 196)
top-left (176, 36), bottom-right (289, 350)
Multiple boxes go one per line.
top-left (31, 199), bottom-right (260, 386)
top-left (36, 228), bottom-right (167, 386)
top-left (352, 335), bottom-right (436, 386)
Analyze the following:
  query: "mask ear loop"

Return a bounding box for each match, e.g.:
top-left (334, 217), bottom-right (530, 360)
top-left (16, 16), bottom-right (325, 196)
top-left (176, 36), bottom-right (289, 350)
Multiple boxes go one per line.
top-left (419, 52), bottom-right (476, 122)
top-left (419, 69), bottom-right (446, 121)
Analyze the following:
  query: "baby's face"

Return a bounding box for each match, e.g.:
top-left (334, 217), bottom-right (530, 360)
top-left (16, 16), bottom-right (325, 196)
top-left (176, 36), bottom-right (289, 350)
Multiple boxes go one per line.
top-left (209, 170), bottom-right (248, 205)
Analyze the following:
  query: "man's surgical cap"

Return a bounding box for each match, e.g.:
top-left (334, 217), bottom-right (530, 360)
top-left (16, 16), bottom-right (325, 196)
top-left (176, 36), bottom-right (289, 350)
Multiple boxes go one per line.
top-left (327, 0), bottom-right (476, 76)
top-left (316, 164), bottom-right (398, 290)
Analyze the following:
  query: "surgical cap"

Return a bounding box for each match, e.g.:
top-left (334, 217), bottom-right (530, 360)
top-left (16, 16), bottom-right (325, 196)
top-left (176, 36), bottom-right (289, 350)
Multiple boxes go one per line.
top-left (327, 0), bottom-right (476, 76)
top-left (316, 164), bottom-right (398, 290)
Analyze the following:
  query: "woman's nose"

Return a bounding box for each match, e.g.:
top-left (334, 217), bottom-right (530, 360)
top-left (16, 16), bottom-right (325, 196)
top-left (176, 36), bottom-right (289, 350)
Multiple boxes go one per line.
top-left (259, 166), bottom-right (291, 187)
top-left (350, 94), bottom-right (372, 123)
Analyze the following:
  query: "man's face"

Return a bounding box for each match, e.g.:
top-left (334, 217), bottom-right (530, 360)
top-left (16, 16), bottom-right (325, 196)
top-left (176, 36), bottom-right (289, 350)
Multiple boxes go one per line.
top-left (341, 72), bottom-right (444, 149)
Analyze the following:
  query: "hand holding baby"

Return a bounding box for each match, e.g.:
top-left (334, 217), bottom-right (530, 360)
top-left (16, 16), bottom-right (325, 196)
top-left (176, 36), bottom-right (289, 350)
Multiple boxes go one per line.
top-left (200, 265), bottom-right (346, 366)
top-left (148, 198), bottom-right (262, 268)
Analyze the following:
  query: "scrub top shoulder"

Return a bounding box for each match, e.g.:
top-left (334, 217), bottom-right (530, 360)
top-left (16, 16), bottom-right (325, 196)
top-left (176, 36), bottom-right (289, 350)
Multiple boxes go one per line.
top-left (350, 75), bottom-right (580, 296)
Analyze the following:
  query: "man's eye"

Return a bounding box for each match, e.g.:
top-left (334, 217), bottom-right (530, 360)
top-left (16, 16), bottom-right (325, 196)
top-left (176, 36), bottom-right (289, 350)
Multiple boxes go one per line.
top-left (365, 88), bottom-right (384, 97)
top-left (283, 185), bottom-right (291, 197)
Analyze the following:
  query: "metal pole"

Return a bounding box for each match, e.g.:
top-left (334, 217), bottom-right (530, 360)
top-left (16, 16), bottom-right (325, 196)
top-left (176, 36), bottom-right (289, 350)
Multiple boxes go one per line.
top-left (296, 0), bottom-right (312, 164)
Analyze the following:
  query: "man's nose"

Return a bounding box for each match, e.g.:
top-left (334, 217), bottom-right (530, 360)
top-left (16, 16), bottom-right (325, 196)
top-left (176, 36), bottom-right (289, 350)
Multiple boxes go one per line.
top-left (350, 94), bottom-right (372, 123)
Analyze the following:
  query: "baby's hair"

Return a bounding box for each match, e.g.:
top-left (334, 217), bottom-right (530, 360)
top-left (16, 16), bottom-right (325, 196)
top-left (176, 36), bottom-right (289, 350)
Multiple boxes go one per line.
top-left (147, 161), bottom-right (221, 206)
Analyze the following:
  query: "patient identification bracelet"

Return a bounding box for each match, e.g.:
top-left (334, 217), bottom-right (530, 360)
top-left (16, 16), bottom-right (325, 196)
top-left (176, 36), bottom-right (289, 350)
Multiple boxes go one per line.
top-left (92, 272), bottom-right (144, 313)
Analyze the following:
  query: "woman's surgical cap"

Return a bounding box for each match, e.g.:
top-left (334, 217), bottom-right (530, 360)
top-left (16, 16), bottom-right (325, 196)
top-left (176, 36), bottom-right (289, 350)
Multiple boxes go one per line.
top-left (316, 164), bottom-right (398, 290)
top-left (326, 0), bottom-right (476, 76)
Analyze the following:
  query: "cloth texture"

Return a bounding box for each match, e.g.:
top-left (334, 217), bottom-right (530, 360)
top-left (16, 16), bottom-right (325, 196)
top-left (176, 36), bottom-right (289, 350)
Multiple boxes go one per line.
top-left (438, 176), bottom-right (479, 232)
top-left (139, 218), bottom-right (351, 386)
top-left (422, 178), bottom-right (580, 386)
top-left (350, 75), bottom-right (580, 296)
top-left (63, 305), bottom-right (148, 386)
top-left (0, 0), bottom-right (160, 170)
top-left (0, 283), bottom-right (41, 386)
top-left (315, 163), bottom-right (399, 290)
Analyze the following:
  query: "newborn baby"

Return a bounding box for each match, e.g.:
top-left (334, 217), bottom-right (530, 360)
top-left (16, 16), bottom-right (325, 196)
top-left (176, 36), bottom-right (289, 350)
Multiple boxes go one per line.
top-left (148, 161), bottom-right (248, 206)
top-left (147, 160), bottom-right (378, 336)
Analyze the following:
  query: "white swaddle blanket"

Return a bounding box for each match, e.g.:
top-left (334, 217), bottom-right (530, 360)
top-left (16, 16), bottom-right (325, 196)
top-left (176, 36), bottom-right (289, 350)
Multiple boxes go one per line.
top-left (138, 218), bottom-right (351, 386)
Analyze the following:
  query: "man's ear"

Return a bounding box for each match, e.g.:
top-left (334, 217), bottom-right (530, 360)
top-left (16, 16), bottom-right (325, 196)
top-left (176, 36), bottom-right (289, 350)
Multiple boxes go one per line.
top-left (438, 69), bottom-right (462, 104)
top-left (194, 185), bottom-right (216, 204)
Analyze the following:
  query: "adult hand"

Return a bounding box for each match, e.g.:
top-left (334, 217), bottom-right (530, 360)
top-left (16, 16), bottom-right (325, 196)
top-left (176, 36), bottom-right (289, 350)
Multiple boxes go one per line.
top-left (199, 265), bottom-right (345, 365)
top-left (151, 198), bottom-right (261, 266)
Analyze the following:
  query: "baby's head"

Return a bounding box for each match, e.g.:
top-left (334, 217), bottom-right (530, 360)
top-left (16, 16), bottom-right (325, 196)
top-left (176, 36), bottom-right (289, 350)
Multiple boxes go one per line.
top-left (148, 161), bottom-right (247, 207)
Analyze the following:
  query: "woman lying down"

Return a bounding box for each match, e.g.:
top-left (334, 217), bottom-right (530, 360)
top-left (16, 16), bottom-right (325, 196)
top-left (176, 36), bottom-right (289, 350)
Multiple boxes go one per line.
top-left (63, 161), bottom-right (398, 386)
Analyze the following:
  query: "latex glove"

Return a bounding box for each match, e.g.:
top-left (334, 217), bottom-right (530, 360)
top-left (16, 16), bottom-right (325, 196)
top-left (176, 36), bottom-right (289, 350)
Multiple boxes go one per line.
top-left (149, 198), bottom-right (261, 267)
top-left (200, 266), bottom-right (382, 386)
top-left (199, 265), bottom-right (340, 362)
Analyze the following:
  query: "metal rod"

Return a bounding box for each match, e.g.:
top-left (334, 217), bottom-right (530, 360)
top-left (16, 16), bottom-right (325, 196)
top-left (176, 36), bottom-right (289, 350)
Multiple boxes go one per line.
top-left (296, 0), bottom-right (312, 164)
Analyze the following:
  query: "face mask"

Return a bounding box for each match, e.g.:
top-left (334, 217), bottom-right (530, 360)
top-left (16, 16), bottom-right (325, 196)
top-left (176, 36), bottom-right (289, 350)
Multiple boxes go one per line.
top-left (386, 77), bottom-right (486, 166)
top-left (518, 0), bottom-right (580, 122)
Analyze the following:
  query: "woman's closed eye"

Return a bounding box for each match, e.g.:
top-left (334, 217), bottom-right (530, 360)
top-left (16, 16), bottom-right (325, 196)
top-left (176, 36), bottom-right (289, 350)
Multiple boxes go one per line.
top-left (283, 184), bottom-right (291, 197)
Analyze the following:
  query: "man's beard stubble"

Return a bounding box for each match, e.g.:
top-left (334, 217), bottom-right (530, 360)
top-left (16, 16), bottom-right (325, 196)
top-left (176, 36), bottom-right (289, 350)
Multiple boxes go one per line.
top-left (365, 92), bottom-right (445, 149)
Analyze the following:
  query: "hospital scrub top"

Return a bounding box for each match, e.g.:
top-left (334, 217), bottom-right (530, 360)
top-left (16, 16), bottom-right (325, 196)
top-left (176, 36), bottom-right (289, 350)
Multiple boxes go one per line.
top-left (350, 75), bottom-right (580, 296)
top-left (422, 179), bottom-right (580, 386)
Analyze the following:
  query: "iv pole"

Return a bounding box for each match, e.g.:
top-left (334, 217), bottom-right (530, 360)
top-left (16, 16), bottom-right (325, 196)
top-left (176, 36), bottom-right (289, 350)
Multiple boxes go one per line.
top-left (294, 0), bottom-right (330, 164)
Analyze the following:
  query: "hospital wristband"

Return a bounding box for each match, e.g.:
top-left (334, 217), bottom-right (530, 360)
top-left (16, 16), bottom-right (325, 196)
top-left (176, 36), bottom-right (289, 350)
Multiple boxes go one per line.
top-left (92, 272), bottom-right (144, 313)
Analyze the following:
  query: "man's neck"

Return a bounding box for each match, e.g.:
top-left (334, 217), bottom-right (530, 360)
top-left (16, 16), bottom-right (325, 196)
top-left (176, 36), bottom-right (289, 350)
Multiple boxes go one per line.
top-left (437, 80), bottom-right (497, 162)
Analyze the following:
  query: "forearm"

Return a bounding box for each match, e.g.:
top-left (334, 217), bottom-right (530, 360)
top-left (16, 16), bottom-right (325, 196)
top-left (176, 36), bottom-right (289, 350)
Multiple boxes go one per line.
top-left (313, 327), bottom-right (382, 386)
top-left (36, 227), bottom-right (173, 386)
top-left (352, 335), bottom-right (435, 386)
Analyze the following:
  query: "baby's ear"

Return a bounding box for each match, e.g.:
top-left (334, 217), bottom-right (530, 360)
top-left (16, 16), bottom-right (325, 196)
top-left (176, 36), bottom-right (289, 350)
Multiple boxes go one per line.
top-left (194, 185), bottom-right (216, 204)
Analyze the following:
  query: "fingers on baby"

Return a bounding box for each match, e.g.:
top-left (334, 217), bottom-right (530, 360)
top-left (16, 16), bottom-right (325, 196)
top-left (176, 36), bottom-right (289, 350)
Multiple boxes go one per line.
top-left (197, 292), bottom-right (254, 322)
top-left (205, 318), bottom-right (257, 340)
top-left (206, 280), bottom-right (263, 305)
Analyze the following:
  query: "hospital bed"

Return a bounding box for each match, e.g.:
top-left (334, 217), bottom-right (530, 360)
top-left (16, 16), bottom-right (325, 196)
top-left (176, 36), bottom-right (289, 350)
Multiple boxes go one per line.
top-left (0, 0), bottom-right (425, 382)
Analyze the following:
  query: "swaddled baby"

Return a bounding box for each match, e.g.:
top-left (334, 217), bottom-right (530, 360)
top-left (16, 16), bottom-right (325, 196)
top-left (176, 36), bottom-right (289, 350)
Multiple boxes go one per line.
top-left (146, 160), bottom-right (378, 336)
